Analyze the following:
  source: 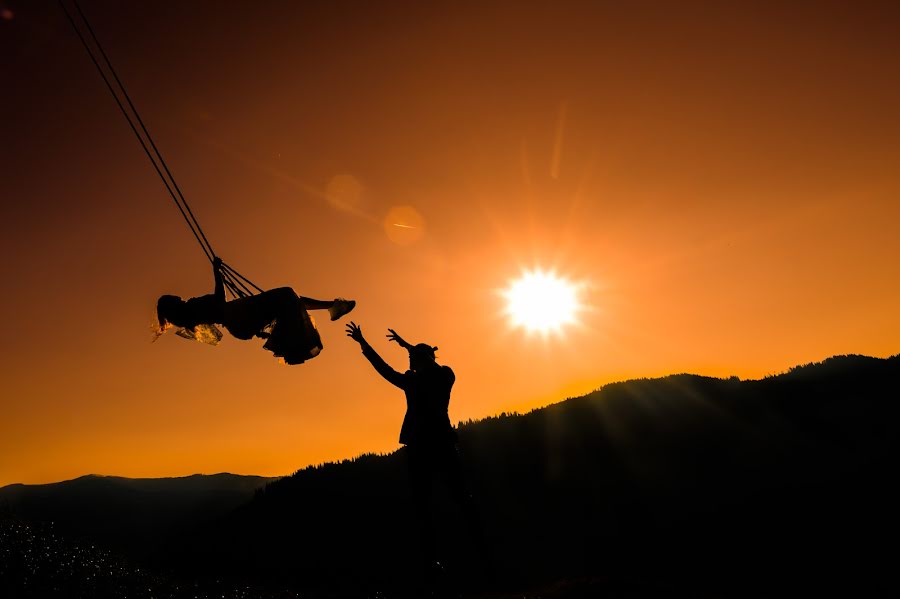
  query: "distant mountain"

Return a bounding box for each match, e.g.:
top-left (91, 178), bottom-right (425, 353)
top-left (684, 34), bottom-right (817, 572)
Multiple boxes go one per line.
top-left (0, 473), bottom-right (274, 558)
top-left (169, 354), bottom-right (900, 596)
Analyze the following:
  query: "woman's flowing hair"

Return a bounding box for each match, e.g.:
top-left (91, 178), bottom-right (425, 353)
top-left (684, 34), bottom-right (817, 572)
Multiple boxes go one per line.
top-left (152, 295), bottom-right (222, 345)
top-left (150, 317), bottom-right (170, 342)
top-left (176, 324), bottom-right (223, 345)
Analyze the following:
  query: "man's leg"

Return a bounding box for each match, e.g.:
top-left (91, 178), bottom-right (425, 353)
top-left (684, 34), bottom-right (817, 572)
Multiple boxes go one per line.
top-left (440, 445), bottom-right (478, 527)
top-left (407, 446), bottom-right (436, 565)
top-left (440, 444), bottom-right (491, 577)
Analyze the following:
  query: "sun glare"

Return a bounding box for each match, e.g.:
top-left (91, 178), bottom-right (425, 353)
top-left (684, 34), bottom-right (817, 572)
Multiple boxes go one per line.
top-left (503, 269), bottom-right (582, 334)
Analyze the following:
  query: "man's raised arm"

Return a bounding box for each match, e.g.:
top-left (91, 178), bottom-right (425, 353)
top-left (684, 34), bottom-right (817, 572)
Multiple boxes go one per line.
top-left (346, 322), bottom-right (406, 389)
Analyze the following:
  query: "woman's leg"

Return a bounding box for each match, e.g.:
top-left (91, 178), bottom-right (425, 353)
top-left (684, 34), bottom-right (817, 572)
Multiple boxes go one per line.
top-left (297, 296), bottom-right (336, 310)
top-left (299, 296), bottom-right (356, 321)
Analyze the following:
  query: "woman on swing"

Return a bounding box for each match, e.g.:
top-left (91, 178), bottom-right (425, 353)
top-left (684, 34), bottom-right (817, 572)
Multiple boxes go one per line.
top-left (156, 257), bottom-right (355, 365)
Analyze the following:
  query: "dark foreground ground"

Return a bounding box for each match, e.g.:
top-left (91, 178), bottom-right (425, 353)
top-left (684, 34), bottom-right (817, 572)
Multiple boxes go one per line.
top-left (5, 511), bottom-right (893, 599)
top-left (0, 517), bottom-right (694, 599)
top-left (0, 518), bottom-right (304, 599)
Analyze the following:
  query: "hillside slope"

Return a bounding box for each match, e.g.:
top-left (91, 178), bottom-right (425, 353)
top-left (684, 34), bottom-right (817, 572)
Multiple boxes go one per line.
top-left (172, 354), bottom-right (900, 595)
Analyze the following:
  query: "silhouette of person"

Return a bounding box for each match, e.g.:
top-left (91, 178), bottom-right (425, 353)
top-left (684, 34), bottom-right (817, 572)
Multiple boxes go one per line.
top-left (345, 321), bottom-right (485, 578)
top-left (156, 257), bottom-right (355, 364)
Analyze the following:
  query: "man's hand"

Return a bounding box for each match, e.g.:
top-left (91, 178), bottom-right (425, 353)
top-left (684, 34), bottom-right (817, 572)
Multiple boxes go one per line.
top-left (387, 329), bottom-right (412, 350)
top-left (212, 256), bottom-right (224, 271)
top-left (346, 321), bottom-right (365, 344)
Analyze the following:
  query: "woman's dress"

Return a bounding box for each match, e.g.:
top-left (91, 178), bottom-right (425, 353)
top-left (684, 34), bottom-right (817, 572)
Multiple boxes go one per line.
top-left (222, 287), bottom-right (322, 364)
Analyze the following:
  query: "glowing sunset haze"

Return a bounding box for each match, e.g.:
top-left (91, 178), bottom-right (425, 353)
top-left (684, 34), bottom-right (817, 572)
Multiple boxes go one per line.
top-left (2, 0), bottom-right (898, 486)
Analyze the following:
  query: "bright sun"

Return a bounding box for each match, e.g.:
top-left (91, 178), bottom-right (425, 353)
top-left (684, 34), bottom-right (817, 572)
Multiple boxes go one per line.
top-left (503, 269), bottom-right (583, 334)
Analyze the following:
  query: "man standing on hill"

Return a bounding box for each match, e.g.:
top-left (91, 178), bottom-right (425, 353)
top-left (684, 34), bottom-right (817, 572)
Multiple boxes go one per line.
top-left (345, 321), bottom-right (485, 580)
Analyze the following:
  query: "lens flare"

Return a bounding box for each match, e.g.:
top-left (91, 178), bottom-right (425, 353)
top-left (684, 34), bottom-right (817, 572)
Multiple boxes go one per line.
top-left (384, 205), bottom-right (425, 245)
top-left (503, 269), bottom-right (582, 334)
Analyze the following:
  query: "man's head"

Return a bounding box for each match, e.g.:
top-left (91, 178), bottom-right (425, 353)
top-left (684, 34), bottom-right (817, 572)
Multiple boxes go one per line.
top-left (408, 343), bottom-right (438, 372)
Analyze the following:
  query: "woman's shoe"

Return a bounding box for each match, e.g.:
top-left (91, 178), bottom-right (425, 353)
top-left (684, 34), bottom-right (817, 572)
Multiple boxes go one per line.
top-left (329, 298), bottom-right (356, 321)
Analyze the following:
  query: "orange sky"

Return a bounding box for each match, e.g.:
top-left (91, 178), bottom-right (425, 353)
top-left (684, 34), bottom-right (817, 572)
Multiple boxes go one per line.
top-left (2, 0), bottom-right (899, 486)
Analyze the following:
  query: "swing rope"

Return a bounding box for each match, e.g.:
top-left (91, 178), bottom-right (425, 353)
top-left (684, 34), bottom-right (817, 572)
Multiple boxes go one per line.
top-left (58, 0), bottom-right (260, 299)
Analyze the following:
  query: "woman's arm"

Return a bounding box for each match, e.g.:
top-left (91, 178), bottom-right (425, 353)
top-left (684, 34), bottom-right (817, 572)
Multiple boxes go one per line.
top-left (212, 257), bottom-right (225, 303)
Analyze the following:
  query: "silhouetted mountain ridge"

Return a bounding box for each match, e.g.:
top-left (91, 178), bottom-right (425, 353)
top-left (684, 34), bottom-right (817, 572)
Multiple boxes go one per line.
top-left (4, 354), bottom-right (898, 595)
top-left (165, 353), bottom-right (899, 595)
